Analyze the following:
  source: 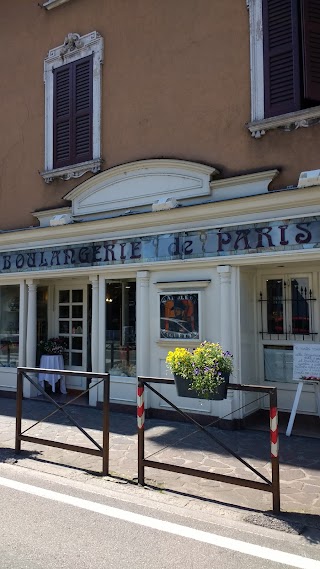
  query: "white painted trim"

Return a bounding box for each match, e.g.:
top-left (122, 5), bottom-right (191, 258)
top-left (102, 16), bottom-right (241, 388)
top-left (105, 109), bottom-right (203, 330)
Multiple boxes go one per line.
top-left (247, 0), bottom-right (264, 122)
top-left (42, 0), bottom-right (72, 9)
top-left (43, 31), bottom-right (103, 179)
top-left (156, 280), bottom-right (211, 290)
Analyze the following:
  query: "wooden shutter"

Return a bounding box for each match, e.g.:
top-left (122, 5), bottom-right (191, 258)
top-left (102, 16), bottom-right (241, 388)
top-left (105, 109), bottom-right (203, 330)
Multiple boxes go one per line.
top-left (53, 55), bottom-right (93, 169)
top-left (53, 65), bottom-right (72, 168)
top-left (73, 56), bottom-right (93, 164)
top-left (301, 0), bottom-right (320, 103)
top-left (263, 0), bottom-right (301, 117)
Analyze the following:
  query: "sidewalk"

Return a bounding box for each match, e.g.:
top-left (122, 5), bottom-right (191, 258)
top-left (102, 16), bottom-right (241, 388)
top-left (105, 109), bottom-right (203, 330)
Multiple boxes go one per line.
top-left (0, 396), bottom-right (319, 523)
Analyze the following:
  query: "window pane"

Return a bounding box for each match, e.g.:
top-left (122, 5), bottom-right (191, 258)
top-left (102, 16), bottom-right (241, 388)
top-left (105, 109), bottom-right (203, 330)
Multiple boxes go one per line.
top-left (59, 305), bottom-right (69, 318)
top-left (72, 305), bottom-right (83, 318)
top-left (72, 322), bottom-right (83, 334)
top-left (291, 278), bottom-right (310, 334)
top-left (0, 285), bottom-right (20, 367)
top-left (72, 290), bottom-right (83, 303)
top-left (105, 281), bottom-right (136, 377)
top-left (59, 321), bottom-right (69, 334)
top-left (72, 352), bottom-right (82, 366)
top-left (264, 345), bottom-right (293, 383)
top-left (267, 280), bottom-right (283, 334)
top-left (72, 337), bottom-right (82, 350)
top-left (59, 290), bottom-right (70, 303)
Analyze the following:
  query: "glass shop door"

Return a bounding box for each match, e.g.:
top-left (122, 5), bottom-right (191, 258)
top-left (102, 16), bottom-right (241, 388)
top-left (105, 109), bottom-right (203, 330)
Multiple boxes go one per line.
top-left (56, 286), bottom-right (87, 391)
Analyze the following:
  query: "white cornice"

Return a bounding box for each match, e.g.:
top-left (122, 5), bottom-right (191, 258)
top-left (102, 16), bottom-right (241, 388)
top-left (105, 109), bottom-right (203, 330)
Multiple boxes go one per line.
top-left (2, 185), bottom-right (320, 250)
top-left (210, 169), bottom-right (278, 199)
top-left (40, 159), bottom-right (102, 183)
top-left (247, 106), bottom-right (320, 138)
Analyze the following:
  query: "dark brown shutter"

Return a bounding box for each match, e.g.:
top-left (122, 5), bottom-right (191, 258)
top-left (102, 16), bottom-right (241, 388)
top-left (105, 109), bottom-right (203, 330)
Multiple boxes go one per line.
top-left (301, 0), bottom-right (320, 102)
top-left (53, 55), bottom-right (93, 169)
top-left (73, 56), bottom-right (93, 164)
top-left (53, 65), bottom-right (72, 168)
top-left (263, 0), bottom-right (301, 117)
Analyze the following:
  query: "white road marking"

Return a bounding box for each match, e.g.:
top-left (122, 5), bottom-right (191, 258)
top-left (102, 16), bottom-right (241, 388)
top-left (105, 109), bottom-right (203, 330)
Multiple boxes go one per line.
top-left (0, 475), bottom-right (318, 569)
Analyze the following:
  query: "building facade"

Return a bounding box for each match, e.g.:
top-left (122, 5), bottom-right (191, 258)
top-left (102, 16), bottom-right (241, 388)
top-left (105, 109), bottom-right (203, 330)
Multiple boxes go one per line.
top-left (1, 0), bottom-right (320, 423)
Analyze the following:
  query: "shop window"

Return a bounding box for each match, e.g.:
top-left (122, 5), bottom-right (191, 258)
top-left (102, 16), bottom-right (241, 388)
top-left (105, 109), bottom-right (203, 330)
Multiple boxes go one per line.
top-left (0, 285), bottom-right (19, 368)
top-left (37, 286), bottom-right (49, 364)
top-left (259, 274), bottom-right (318, 383)
top-left (105, 281), bottom-right (136, 377)
top-left (259, 276), bottom-right (316, 340)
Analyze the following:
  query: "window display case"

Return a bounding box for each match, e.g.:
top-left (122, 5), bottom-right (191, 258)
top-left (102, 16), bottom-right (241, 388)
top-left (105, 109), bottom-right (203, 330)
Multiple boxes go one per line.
top-left (0, 286), bottom-right (19, 368)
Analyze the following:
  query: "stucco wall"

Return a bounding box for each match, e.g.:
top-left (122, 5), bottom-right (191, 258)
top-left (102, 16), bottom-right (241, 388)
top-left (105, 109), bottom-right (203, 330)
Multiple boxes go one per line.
top-left (1, 0), bottom-right (320, 230)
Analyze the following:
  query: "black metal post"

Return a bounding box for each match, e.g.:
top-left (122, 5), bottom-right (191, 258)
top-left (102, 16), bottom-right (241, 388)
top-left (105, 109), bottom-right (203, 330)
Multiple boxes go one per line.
top-left (15, 369), bottom-right (23, 453)
top-left (102, 374), bottom-right (110, 476)
top-left (137, 381), bottom-right (145, 486)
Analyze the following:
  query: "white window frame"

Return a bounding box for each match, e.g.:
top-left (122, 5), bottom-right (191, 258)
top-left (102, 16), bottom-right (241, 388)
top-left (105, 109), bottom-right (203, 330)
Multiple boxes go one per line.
top-left (41, 31), bottom-right (103, 183)
top-left (246, 0), bottom-right (320, 138)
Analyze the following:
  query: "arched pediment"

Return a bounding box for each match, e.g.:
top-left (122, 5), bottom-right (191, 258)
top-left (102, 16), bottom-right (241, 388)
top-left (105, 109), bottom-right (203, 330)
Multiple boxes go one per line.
top-left (64, 159), bottom-right (217, 218)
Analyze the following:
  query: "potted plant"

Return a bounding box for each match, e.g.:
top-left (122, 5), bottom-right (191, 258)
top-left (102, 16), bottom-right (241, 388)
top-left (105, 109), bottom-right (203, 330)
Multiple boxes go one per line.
top-left (166, 341), bottom-right (233, 400)
top-left (38, 337), bottom-right (68, 356)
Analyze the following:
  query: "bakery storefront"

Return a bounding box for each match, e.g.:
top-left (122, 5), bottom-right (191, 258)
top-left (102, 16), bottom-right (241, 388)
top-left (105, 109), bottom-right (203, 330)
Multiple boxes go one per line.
top-left (1, 159), bottom-right (320, 423)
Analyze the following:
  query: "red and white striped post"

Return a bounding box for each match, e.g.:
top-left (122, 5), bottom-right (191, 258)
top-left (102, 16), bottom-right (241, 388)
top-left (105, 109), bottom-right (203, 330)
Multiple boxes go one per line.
top-left (137, 380), bottom-right (145, 486)
top-left (270, 389), bottom-right (280, 512)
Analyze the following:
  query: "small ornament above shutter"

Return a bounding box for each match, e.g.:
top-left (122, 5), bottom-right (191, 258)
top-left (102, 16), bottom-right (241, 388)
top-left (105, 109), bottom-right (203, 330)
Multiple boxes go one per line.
top-left (301, 0), bottom-right (320, 103)
top-left (53, 64), bottom-right (72, 169)
top-left (263, 0), bottom-right (301, 118)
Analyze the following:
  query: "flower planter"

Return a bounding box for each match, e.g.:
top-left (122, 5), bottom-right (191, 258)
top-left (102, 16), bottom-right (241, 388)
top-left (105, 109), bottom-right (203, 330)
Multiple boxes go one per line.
top-left (174, 373), bottom-right (229, 400)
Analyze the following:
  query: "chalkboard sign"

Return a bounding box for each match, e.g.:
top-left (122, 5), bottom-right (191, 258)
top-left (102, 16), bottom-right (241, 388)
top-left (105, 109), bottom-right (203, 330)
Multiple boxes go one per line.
top-left (293, 344), bottom-right (320, 380)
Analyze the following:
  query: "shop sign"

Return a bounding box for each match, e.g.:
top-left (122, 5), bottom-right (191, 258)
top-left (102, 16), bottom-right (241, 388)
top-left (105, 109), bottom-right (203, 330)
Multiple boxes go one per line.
top-left (0, 217), bottom-right (319, 274)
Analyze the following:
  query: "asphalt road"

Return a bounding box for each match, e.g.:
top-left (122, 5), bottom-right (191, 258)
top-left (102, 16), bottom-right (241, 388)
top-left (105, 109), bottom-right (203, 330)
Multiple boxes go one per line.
top-left (0, 463), bottom-right (319, 569)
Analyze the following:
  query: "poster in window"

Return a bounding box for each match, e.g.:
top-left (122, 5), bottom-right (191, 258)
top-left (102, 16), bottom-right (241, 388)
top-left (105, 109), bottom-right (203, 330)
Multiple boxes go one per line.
top-left (160, 293), bottom-right (199, 339)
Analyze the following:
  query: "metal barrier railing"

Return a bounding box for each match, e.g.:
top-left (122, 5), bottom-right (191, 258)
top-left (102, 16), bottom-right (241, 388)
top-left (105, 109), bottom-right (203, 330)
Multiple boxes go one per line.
top-left (15, 367), bottom-right (110, 476)
top-left (137, 378), bottom-right (280, 513)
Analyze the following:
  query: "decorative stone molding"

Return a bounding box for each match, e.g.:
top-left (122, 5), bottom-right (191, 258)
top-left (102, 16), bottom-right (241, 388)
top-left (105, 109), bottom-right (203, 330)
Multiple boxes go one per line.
top-left (247, 106), bottom-right (320, 138)
top-left (40, 158), bottom-right (102, 184)
top-left (60, 33), bottom-right (83, 57)
top-left (43, 31), bottom-right (103, 181)
top-left (42, 0), bottom-right (72, 9)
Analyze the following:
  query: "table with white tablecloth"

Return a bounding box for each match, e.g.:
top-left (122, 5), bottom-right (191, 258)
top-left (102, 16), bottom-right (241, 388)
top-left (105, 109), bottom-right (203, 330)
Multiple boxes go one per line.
top-left (38, 354), bottom-right (67, 394)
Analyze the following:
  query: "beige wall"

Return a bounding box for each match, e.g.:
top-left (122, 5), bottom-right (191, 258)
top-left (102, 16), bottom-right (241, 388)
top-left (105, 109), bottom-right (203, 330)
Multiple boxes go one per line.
top-left (0, 0), bottom-right (319, 230)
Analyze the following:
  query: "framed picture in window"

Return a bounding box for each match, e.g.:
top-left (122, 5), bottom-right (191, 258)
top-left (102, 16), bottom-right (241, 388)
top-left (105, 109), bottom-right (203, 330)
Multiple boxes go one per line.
top-left (159, 292), bottom-right (200, 340)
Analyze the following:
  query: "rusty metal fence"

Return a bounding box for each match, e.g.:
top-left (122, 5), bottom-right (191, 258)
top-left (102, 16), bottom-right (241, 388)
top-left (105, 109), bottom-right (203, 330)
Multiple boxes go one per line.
top-left (15, 367), bottom-right (110, 475)
top-left (137, 377), bottom-right (280, 513)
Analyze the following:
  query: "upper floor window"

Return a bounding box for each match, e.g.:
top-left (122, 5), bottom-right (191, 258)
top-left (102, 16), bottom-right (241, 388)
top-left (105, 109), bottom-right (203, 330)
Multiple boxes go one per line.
top-left (263, 0), bottom-right (320, 118)
top-left (247, 0), bottom-right (320, 137)
top-left (53, 56), bottom-right (93, 169)
top-left (41, 32), bottom-right (103, 183)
